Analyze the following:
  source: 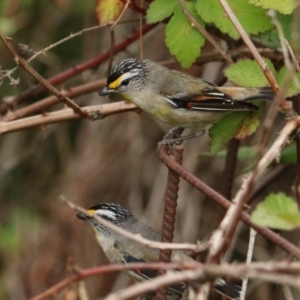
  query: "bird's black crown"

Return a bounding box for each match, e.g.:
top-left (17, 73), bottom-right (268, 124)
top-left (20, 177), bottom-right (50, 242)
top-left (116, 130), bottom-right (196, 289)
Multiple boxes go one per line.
top-left (107, 58), bottom-right (149, 87)
top-left (88, 203), bottom-right (133, 225)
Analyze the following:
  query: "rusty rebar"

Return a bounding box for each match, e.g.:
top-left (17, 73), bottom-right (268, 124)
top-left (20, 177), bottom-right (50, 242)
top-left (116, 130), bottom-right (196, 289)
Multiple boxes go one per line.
top-left (157, 144), bottom-right (300, 259)
top-left (155, 145), bottom-right (183, 300)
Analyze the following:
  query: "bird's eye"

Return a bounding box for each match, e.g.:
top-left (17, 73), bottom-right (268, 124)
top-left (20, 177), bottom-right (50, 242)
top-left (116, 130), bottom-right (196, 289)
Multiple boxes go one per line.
top-left (121, 79), bottom-right (130, 86)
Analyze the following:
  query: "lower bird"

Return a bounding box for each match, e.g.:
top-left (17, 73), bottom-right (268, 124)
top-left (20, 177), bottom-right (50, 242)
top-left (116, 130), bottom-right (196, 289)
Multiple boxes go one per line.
top-left (77, 203), bottom-right (241, 299)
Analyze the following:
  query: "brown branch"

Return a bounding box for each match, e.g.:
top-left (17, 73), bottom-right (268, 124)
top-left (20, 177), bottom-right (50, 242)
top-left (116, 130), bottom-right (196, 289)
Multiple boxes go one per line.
top-left (0, 101), bottom-right (137, 135)
top-left (30, 262), bottom-right (198, 300)
top-left (104, 262), bottom-right (300, 300)
top-left (0, 23), bottom-right (156, 115)
top-left (2, 78), bottom-right (106, 122)
top-left (178, 0), bottom-right (232, 64)
top-left (218, 0), bottom-right (288, 109)
top-left (0, 30), bottom-right (88, 118)
top-left (207, 119), bottom-right (300, 263)
top-left (110, 0), bottom-right (131, 29)
top-left (157, 134), bottom-right (300, 259)
top-left (2, 47), bottom-right (284, 122)
top-left (120, 0), bottom-right (147, 15)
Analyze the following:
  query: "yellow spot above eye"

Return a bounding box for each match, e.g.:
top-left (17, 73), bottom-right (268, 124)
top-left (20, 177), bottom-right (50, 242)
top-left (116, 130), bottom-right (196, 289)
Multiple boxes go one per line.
top-left (87, 209), bottom-right (95, 215)
top-left (108, 75), bottom-right (124, 89)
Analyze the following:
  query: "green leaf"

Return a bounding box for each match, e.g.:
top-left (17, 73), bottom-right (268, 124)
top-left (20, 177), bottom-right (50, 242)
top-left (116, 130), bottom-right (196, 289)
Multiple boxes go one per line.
top-left (95, 0), bottom-right (124, 25)
top-left (199, 146), bottom-right (258, 160)
top-left (277, 66), bottom-right (300, 97)
top-left (253, 14), bottom-right (293, 49)
top-left (146, 0), bottom-right (178, 23)
top-left (165, 3), bottom-right (205, 68)
top-left (234, 101), bottom-right (265, 139)
top-left (281, 144), bottom-right (296, 164)
top-left (196, 0), bottom-right (273, 40)
top-left (209, 112), bottom-right (247, 155)
top-left (224, 59), bottom-right (275, 87)
top-left (209, 102), bottom-right (264, 154)
top-left (251, 193), bottom-right (300, 230)
top-left (248, 0), bottom-right (297, 15)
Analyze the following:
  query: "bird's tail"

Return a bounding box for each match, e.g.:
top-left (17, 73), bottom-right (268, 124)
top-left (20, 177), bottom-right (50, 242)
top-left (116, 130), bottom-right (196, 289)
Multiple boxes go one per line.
top-left (243, 86), bottom-right (274, 101)
top-left (220, 86), bottom-right (274, 102)
top-left (213, 279), bottom-right (241, 300)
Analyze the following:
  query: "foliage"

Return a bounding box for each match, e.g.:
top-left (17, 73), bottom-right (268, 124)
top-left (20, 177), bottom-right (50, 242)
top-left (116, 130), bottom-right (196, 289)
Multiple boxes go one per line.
top-left (146, 0), bottom-right (294, 68)
top-left (251, 193), bottom-right (300, 230)
top-left (0, 0), bottom-right (300, 300)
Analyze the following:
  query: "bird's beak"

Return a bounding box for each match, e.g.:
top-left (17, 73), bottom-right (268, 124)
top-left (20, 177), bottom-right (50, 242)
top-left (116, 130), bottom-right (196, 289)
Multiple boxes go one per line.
top-left (76, 212), bottom-right (87, 221)
top-left (99, 86), bottom-right (112, 96)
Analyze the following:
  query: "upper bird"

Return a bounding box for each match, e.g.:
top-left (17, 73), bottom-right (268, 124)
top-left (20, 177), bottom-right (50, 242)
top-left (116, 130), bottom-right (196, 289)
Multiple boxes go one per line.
top-left (100, 58), bottom-right (274, 134)
top-left (77, 203), bottom-right (241, 300)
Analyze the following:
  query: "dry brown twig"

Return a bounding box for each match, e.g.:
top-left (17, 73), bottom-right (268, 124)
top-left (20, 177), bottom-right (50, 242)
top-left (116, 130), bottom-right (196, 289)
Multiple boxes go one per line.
top-left (0, 30), bottom-right (88, 118)
top-left (0, 101), bottom-right (137, 135)
top-left (197, 119), bottom-right (300, 298)
top-left (240, 229), bottom-right (257, 300)
top-left (2, 19), bottom-right (141, 82)
top-left (110, 0), bottom-right (131, 29)
top-left (218, 0), bottom-right (288, 109)
top-left (178, 0), bottom-right (232, 64)
top-left (208, 118), bottom-right (299, 261)
top-left (30, 262), bottom-right (199, 300)
top-left (103, 262), bottom-right (300, 300)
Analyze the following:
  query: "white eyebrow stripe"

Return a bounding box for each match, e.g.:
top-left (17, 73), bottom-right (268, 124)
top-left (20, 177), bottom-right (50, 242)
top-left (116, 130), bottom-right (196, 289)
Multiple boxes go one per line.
top-left (115, 71), bottom-right (139, 86)
top-left (97, 209), bottom-right (117, 220)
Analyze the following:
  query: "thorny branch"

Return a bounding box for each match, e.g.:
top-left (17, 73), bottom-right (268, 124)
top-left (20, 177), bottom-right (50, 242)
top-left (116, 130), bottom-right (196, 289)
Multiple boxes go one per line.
top-left (0, 30), bottom-right (88, 118)
top-left (103, 262), bottom-right (300, 300)
top-left (205, 119), bottom-right (300, 265)
top-left (0, 101), bottom-right (138, 135)
top-left (157, 137), bottom-right (300, 259)
top-left (218, 0), bottom-right (288, 109)
top-left (0, 23), bottom-right (156, 115)
top-left (30, 262), bottom-right (199, 300)
top-left (178, 0), bottom-right (232, 64)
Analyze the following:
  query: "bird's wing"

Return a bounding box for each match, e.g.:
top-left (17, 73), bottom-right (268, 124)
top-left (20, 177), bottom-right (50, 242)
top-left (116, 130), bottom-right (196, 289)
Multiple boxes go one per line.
top-left (122, 254), bottom-right (186, 295)
top-left (164, 87), bottom-right (259, 112)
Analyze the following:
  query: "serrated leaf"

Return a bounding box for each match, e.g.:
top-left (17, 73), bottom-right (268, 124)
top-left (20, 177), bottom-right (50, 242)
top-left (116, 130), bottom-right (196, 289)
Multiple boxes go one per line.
top-left (277, 66), bottom-right (300, 97)
top-left (253, 14), bottom-right (293, 49)
top-left (248, 0), bottom-right (297, 15)
top-left (95, 0), bottom-right (124, 25)
top-left (209, 112), bottom-right (247, 155)
top-left (146, 0), bottom-right (178, 23)
top-left (196, 0), bottom-right (273, 40)
top-left (234, 101), bottom-right (264, 139)
top-left (165, 2), bottom-right (205, 68)
top-left (209, 102), bottom-right (264, 154)
top-left (251, 193), bottom-right (300, 230)
top-left (224, 59), bottom-right (275, 87)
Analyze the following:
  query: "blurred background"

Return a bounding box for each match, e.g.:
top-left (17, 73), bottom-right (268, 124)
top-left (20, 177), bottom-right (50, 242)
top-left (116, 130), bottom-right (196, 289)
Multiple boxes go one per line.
top-left (0, 1), bottom-right (299, 300)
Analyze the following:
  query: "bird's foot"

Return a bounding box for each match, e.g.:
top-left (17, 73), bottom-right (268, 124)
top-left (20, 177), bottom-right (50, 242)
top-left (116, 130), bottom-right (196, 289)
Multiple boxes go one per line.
top-left (159, 127), bottom-right (205, 146)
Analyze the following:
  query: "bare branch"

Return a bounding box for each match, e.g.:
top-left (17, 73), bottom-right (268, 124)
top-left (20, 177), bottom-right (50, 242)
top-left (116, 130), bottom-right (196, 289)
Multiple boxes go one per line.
top-left (218, 0), bottom-right (289, 109)
top-left (0, 30), bottom-right (88, 118)
top-left (178, 0), bottom-right (233, 64)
